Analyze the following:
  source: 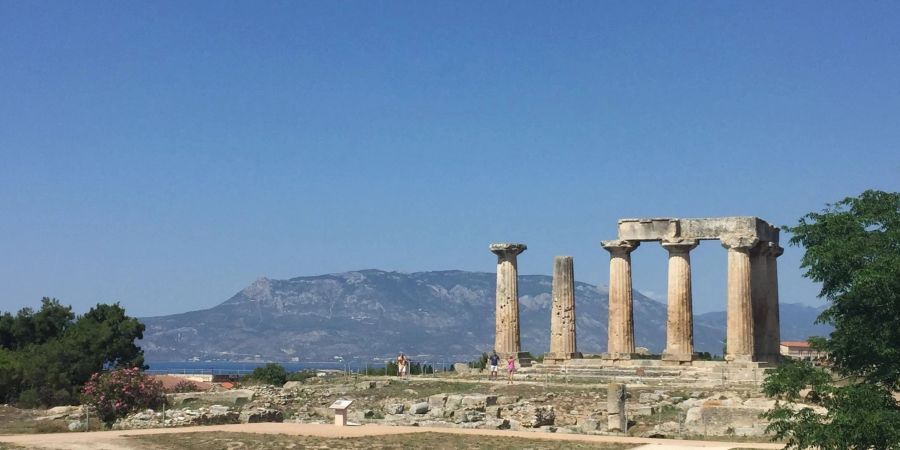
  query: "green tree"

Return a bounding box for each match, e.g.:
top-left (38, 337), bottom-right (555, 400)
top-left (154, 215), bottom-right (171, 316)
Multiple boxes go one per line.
top-left (247, 363), bottom-right (288, 386)
top-left (762, 190), bottom-right (900, 450)
top-left (0, 300), bottom-right (146, 407)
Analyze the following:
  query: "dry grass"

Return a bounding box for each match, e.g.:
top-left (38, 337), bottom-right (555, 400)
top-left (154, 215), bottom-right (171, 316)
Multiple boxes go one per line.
top-left (130, 431), bottom-right (637, 449)
top-left (0, 406), bottom-right (72, 435)
top-left (0, 405), bottom-right (101, 435)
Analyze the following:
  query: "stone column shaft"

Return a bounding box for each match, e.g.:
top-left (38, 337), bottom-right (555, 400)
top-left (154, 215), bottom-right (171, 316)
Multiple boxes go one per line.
top-left (602, 240), bottom-right (640, 359)
top-left (722, 236), bottom-right (758, 362)
top-left (765, 245), bottom-right (783, 363)
top-left (548, 256), bottom-right (581, 361)
top-left (750, 246), bottom-right (770, 361)
top-left (662, 240), bottom-right (698, 362)
top-left (490, 243), bottom-right (527, 360)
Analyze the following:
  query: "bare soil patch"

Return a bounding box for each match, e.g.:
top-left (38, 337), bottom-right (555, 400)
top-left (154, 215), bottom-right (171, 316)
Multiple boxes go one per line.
top-left (129, 431), bottom-right (636, 449)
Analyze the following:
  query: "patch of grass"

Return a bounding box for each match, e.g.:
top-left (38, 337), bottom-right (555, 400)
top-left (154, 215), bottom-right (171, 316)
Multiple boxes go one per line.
top-left (0, 443), bottom-right (26, 449)
top-left (130, 431), bottom-right (637, 449)
top-left (0, 405), bottom-right (103, 435)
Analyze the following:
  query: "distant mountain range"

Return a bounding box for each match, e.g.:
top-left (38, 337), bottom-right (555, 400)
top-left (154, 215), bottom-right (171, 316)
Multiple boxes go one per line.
top-left (139, 270), bottom-right (831, 362)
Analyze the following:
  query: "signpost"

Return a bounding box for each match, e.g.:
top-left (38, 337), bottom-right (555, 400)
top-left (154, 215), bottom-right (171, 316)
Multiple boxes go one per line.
top-left (329, 399), bottom-right (353, 426)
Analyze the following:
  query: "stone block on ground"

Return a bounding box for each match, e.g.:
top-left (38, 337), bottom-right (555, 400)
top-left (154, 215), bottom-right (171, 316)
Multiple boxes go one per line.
top-left (461, 394), bottom-right (497, 411)
top-left (460, 410), bottom-right (485, 423)
top-left (511, 405), bottom-right (555, 428)
top-left (239, 408), bottom-right (284, 423)
top-left (168, 389), bottom-right (255, 407)
top-left (627, 405), bottom-right (654, 416)
top-left (445, 395), bottom-right (463, 409)
top-left (580, 417), bottom-right (602, 433)
top-left (410, 402), bottom-right (430, 415)
top-left (684, 405), bottom-right (769, 436)
top-left (428, 394), bottom-right (447, 409)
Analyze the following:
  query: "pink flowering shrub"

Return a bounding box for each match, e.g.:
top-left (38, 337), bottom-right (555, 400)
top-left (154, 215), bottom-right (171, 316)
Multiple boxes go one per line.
top-left (81, 367), bottom-right (165, 425)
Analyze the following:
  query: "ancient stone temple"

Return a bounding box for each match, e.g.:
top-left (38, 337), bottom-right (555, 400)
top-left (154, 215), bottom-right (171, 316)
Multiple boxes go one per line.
top-left (601, 217), bottom-right (783, 364)
top-left (489, 243), bottom-right (531, 365)
top-left (546, 256), bottom-right (582, 362)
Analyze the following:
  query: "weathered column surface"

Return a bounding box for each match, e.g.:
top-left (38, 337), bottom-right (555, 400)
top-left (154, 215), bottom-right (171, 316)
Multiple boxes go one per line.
top-left (607, 383), bottom-right (627, 432)
top-left (490, 243), bottom-right (529, 364)
top-left (722, 235), bottom-right (758, 362)
top-left (750, 244), bottom-right (770, 362)
top-left (547, 256), bottom-right (582, 362)
top-left (661, 239), bottom-right (698, 362)
top-left (765, 244), bottom-right (783, 363)
top-left (602, 240), bottom-right (640, 360)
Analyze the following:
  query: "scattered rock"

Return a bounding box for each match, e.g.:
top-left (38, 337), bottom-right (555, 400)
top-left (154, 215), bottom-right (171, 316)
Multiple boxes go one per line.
top-left (410, 402), bottom-right (430, 415)
top-left (239, 408), bottom-right (284, 424)
top-left (510, 405), bottom-right (555, 428)
top-left (428, 394), bottom-right (447, 409)
top-left (168, 389), bottom-right (254, 407)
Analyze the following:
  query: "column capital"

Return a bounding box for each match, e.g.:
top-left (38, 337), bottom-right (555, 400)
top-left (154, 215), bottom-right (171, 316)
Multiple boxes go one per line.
top-left (720, 235), bottom-right (759, 251)
top-left (490, 243), bottom-right (527, 258)
top-left (601, 239), bottom-right (640, 255)
top-left (753, 241), bottom-right (784, 257)
top-left (769, 243), bottom-right (784, 257)
top-left (661, 239), bottom-right (699, 254)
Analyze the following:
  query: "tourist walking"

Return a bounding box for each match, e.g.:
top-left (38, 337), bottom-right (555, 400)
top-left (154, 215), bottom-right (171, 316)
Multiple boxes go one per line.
top-left (488, 351), bottom-right (500, 381)
top-left (506, 355), bottom-right (516, 384)
top-left (397, 352), bottom-right (408, 378)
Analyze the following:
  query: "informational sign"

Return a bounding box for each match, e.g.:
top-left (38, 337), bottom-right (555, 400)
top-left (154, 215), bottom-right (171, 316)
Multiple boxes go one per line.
top-left (329, 399), bottom-right (353, 410)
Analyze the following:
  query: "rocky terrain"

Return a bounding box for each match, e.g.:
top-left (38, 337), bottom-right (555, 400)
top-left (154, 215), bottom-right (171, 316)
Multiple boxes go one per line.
top-left (139, 269), bottom-right (830, 362)
top-left (100, 373), bottom-right (787, 439)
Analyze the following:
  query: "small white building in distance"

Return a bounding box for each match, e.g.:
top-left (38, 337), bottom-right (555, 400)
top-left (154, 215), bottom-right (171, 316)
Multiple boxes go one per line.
top-left (780, 341), bottom-right (827, 360)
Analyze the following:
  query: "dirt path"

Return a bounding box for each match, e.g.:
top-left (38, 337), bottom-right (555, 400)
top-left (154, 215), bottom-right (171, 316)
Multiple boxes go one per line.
top-left (0, 423), bottom-right (782, 449)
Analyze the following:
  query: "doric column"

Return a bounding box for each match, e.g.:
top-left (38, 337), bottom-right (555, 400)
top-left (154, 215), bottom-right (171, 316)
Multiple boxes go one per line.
top-left (490, 243), bottom-right (527, 360)
top-left (750, 244), bottom-right (770, 362)
top-left (661, 239), bottom-right (699, 362)
top-left (765, 244), bottom-right (783, 363)
top-left (601, 240), bottom-right (640, 359)
top-left (722, 235), bottom-right (758, 362)
top-left (547, 256), bottom-right (582, 361)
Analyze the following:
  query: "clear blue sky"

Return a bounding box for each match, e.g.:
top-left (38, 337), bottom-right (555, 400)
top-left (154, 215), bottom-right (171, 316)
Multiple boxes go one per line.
top-left (1, 2), bottom-right (898, 317)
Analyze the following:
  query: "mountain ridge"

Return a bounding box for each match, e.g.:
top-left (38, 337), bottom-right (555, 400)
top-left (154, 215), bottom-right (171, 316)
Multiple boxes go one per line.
top-left (139, 269), bottom-right (829, 362)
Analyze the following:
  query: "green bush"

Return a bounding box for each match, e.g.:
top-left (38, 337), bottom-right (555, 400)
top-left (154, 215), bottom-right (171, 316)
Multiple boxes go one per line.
top-left (16, 388), bottom-right (40, 408)
top-left (172, 379), bottom-right (198, 393)
top-left (286, 370), bottom-right (315, 382)
top-left (81, 367), bottom-right (166, 425)
top-left (246, 363), bottom-right (288, 386)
